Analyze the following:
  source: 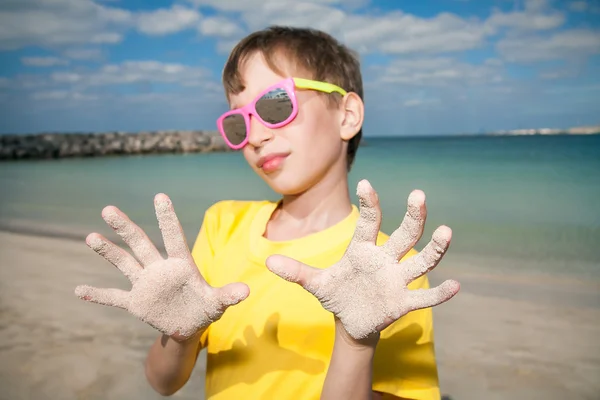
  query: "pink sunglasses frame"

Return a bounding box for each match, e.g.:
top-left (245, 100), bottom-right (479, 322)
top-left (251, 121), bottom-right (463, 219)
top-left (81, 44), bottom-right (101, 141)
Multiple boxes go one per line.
top-left (216, 77), bottom-right (299, 150)
top-left (216, 77), bottom-right (347, 150)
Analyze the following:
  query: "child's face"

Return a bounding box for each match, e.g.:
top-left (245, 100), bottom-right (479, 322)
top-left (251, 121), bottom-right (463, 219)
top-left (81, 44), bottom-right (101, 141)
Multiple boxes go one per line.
top-left (228, 52), bottom-right (351, 196)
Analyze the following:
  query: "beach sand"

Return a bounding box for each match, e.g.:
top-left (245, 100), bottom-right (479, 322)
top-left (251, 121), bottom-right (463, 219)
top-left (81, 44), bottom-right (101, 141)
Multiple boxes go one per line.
top-left (1, 231), bottom-right (599, 400)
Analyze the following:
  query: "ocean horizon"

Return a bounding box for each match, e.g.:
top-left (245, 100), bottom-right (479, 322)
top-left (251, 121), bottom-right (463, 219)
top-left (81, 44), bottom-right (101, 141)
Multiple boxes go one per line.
top-left (1, 134), bottom-right (599, 279)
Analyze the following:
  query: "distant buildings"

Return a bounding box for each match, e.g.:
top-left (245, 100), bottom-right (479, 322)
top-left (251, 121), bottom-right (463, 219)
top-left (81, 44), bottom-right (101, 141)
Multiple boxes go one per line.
top-left (488, 125), bottom-right (600, 136)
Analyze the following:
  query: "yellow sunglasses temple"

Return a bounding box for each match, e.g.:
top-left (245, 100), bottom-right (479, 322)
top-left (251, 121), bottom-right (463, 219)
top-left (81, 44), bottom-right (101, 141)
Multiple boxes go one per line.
top-left (292, 77), bottom-right (348, 96)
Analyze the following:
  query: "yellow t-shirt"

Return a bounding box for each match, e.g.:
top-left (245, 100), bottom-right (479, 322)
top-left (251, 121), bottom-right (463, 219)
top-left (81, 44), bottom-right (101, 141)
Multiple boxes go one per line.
top-left (191, 200), bottom-right (440, 400)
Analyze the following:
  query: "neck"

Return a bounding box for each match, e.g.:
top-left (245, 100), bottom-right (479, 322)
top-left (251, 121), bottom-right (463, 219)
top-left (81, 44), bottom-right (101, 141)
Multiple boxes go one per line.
top-left (273, 168), bottom-right (353, 235)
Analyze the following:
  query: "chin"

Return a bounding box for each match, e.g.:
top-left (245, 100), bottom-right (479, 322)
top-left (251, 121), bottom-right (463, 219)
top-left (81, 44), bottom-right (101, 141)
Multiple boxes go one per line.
top-left (258, 168), bottom-right (315, 196)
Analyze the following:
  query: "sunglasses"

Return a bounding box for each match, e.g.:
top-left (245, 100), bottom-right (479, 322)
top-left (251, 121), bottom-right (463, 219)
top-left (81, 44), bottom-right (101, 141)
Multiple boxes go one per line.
top-left (217, 77), bottom-right (347, 150)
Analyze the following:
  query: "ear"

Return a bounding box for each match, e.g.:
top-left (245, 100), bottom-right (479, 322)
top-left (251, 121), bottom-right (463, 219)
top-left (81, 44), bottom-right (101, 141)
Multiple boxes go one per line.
top-left (339, 92), bottom-right (364, 141)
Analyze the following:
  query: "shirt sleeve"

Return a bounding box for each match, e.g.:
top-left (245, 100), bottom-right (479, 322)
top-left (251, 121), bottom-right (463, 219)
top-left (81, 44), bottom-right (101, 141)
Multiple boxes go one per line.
top-left (189, 202), bottom-right (221, 349)
top-left (371, 241), bottom-right (442, 400)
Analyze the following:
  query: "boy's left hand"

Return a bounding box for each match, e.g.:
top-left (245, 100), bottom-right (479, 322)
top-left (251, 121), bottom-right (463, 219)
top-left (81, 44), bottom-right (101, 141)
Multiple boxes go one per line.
top-left (266, 179), bottom-right (460, 341)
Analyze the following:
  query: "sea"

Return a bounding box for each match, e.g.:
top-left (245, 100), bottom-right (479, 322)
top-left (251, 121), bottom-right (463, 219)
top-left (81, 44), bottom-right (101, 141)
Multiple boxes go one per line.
top-left (1, 134), bottom-right (599, 279)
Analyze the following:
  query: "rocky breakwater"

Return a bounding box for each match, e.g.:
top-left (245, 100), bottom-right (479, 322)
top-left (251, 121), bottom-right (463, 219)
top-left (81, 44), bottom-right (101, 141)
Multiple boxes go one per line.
top-left (0, 130), bottom-right (233, 161)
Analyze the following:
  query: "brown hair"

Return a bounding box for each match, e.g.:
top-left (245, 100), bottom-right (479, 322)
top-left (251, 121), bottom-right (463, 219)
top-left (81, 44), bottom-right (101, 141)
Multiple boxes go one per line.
top-left (222, 26), bottom-right (364, 171)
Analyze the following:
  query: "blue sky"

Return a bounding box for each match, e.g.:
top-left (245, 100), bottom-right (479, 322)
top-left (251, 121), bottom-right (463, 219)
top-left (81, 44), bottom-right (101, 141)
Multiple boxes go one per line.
top-left (0, 0), bottom-right (599, 136)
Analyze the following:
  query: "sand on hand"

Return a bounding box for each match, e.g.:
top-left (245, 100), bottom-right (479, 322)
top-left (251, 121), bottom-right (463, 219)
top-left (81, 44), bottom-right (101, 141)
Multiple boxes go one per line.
top-left (74, 193), bottom-right (250, 338)
top-left (266, 179), bottom-right (461, 340)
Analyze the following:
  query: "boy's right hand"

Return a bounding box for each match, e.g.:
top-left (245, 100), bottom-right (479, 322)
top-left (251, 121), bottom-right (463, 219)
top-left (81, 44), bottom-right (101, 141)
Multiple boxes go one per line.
top-left (75, 194), bottom-right (249, 341)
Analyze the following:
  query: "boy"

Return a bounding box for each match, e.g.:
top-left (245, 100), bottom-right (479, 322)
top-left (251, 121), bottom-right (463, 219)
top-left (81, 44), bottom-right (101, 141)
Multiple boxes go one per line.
top-left (75, 26), bottom-right (459, 399)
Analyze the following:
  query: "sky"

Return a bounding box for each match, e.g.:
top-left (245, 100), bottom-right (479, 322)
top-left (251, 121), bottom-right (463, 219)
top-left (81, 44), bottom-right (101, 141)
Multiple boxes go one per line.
top-left (0, 0), bottom-right (599, 136)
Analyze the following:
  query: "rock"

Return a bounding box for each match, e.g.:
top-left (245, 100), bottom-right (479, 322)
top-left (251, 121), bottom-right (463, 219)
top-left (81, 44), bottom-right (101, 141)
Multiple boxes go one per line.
top-left (0, 131), bottom-right (233, 161)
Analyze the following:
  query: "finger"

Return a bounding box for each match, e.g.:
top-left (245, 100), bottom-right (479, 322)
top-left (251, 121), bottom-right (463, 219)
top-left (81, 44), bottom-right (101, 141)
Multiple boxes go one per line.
top-left (102, 205), bottom-right (162, 267)
top-left (153, 193), bottom-right (191, 261)
top-left (266, 254), bottom-right (322, 295)
top-left (404, 279), bottom-right (460, 312)
top-left (86, 232), bottom-right (142, 283)
top-left (401, 225), bottom-right (452, 284)
top-left (353, 179), bottom-right (382, 244)
top-left (215, 282), bottom-right (250, 309)
top-left (382, 190), bottom-right (427, 261)
top-left (74, 285), bottom-right (130, 309)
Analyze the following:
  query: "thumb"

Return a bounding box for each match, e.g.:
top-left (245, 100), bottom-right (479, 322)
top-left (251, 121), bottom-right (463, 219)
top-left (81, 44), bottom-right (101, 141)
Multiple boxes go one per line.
top-left (266, 255), bottom-right (321, 294)
top-left (217, 282), bottom-right (250, 308)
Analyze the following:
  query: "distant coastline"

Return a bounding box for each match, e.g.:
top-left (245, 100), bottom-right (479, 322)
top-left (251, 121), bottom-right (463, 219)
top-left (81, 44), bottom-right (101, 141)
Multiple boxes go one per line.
top-left (0, 130), bottom-right (233, 161)
top-left (485, 125), bottom-right (600, 136)
top-left (1, 124), bottom-right (598, 161)
top-left (0, 130), bottom-right (369, 161)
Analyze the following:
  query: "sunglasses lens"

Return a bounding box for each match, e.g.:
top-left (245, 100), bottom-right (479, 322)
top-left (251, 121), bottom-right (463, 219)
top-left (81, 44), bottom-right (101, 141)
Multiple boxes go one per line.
top-left (222, 113), bottom-right (247, 146)
top-left (255, 88), bottom-right (293, 124)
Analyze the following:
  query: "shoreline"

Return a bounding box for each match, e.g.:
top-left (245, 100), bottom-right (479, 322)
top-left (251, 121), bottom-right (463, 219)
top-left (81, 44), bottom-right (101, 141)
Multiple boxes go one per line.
top-left (2, 218), bottom-right (598, 286)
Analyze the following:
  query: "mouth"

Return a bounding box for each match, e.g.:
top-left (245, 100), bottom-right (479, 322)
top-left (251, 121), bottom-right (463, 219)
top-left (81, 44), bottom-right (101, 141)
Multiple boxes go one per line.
top-left (257, 152), bottom-right (290, 173)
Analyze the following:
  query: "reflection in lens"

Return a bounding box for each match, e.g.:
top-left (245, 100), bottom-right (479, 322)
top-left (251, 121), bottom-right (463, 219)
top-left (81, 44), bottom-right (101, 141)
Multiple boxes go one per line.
top-left (223, 114), bottom-right (246, 145)
top-left (256, 88), bottom-right (293, 124)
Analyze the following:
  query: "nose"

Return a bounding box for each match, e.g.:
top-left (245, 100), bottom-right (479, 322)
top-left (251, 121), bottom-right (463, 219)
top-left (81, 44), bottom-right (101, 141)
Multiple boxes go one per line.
top-left (246, 114), bottom-right (274, 148)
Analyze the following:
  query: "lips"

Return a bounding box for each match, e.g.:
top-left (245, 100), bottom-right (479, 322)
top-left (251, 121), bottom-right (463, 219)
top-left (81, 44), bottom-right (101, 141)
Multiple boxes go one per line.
top-left (257, 152), bottom-right (289, 172)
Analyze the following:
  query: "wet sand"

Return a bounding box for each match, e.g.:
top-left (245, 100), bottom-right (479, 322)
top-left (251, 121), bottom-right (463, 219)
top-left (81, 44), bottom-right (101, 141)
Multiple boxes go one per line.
top-left (1, 230), bottom-right (599, 400)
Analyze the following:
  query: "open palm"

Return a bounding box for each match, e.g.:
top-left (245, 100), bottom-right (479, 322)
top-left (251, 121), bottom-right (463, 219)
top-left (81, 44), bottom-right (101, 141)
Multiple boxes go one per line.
top-left (75, 194), bottom-right (249, 339)
top-left (266, 180), bottom-right (460, 340)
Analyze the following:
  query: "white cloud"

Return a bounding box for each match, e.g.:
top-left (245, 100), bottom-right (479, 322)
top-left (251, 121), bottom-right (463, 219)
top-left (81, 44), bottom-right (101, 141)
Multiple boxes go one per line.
top-left (567, 0), bottom-right (600, 13)
top-left (7, 59), bottom-right (225, 115)
top-left (50, 60), bottom-right (212, 87)
top-left (374, 57), bottom-right (504, 87)
top-left (523, 0), bottom-right (550, 12)
top-left (51, 72), bottom-right (82, 84)
top-left (352, 12), bottom-right (489, 54)
top-left (497, 29), bottom-right (600, 63)
top-left (568, 1), bottom-right (588, 12)
top-left (0, 74), bottom-right (54, 90)
top-left (199, 16), bottom-right (245, 38)
top-left (0, 0), bottom-right (132, 50)
top-left (212, 2), bottom-right (490, 55)
top-left (21, 56), bottom-right (69, 67)
top-left (187, 0), bottom-right (350, 12)
top-left (186, 0), bottom-right (571, 59)
top-left (485, 7), bottom-right (564, 32)
top-left (215, 38), bottom-right (242, 54)
top-left (402, 98), bottom-right (440, 107)
top-left (1, 59), bottom-right (220, 103)
top-left (0, 0), bottom-right (220, 49)
top-left (63, 48), bottom-right (105, 61)
top-left (182, 0), bottom-right (491, 55)
top-left (89, 32), bottom-right (123, 44)
top-left (136, 5), bottom-right (201, 36)
top-left (133, 4), bottom-right (243, 38)
top-left (32, 90), bottom-right (98, 101)
top-left (240, 2), bottom-right (347, 33)
top-left (0, 0), bottom-right (582, 62)
top-left (539, 69), bottom-right (577, 80)
top-left (185, 0), bottom-right (587, 60)
top-left (31, 90), bottom-right (71, 100)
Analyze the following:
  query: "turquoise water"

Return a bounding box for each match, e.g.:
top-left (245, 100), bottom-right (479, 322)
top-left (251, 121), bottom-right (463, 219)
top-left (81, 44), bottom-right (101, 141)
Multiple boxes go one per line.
top-left (1, 134), bottom-right (599, 278)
